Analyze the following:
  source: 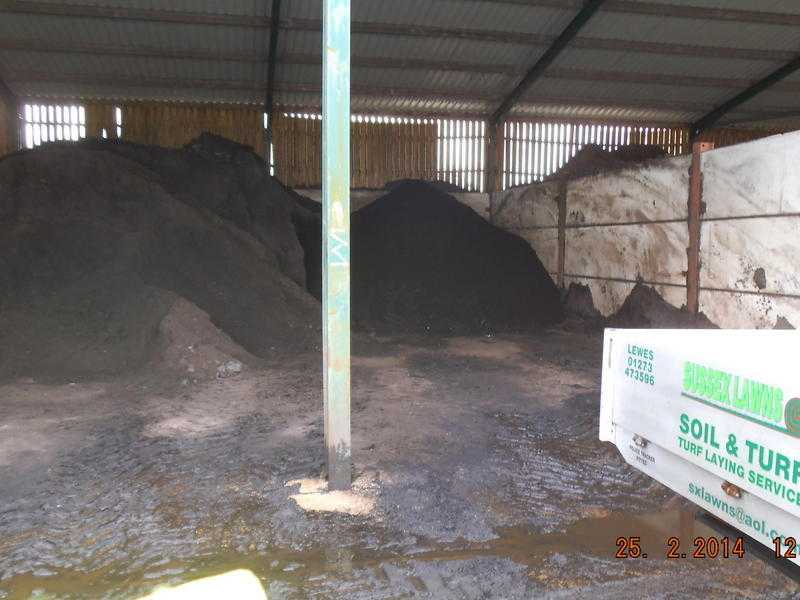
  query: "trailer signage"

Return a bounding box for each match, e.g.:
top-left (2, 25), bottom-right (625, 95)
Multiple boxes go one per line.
top-left (682, 361), bottom-right (785, 428)
top-left (600, 329), bottom-right (800, 564)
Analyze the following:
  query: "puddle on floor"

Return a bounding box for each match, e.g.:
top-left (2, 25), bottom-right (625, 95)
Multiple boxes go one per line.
top-left (0, 507), bottom-right (756, 599)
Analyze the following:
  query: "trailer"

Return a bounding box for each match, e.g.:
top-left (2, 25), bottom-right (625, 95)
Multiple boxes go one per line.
top-left (600, 329), bottom-right (800, 566)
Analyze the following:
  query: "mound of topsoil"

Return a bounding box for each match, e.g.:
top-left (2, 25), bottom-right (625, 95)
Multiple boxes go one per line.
top-left (294, 181), bottom-right (562, 334)
top-left (563, 283), bottom-right (603, 322)
top-left (0, 136), bottom-right (319, 381)
top-left (608, 283), bottom-right (716, 329)
top-left (546, 144), bottom-right (667, 181)
top-left (96, 134), bottom-right (308, 287)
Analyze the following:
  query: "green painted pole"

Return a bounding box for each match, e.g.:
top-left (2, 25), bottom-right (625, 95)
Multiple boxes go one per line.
top-left (322, 0), bottom-right (351, 490)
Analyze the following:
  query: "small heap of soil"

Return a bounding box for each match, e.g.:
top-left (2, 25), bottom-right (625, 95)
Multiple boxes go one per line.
top-left (608, 283), bottom-right (716, 329)
top-left (563, 283), bottom-right (603, 322)
top-left (294, 181), bottom-right (562, 334)
top-left (0, 137), bottom-right (319, 381)
top-left (547, 144), bottom-right (667, 181)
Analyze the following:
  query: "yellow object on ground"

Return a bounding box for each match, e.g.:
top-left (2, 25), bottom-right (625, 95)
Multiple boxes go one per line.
top-left (139, 569), bottom-right (267, 600)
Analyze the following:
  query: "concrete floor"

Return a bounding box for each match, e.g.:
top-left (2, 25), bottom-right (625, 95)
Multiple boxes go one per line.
top-left (0, 330), bottom-right (797, 599)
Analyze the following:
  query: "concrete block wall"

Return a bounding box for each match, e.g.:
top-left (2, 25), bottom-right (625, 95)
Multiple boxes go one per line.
top-left (491, 132), bottom-right (800, 328)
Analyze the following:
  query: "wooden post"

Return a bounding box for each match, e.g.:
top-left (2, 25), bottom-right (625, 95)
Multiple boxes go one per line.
top-left (686, 141), bottom-right (714, 314)
top-left (484, 124), bottom-right (497, 193)
top-left (0, 76), bottom-right (19, 153)
top-left (322, 0), bottom-right (352, 491)
top-left (556, 180), bottom-right (567, 289)
top-left (485, 122), bottom-right (504, 193)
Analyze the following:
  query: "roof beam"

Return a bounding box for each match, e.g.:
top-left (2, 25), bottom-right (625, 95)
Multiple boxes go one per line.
top-left (722, 111), bottom-right (800, 128)
top-left (545, 67), bottom-right (800, 93)
top-left (11, 71), bottom-right (784, 118)
top-left (0, 39), bottom-right (265, 62)
top-left (2, 1), bottom-right (271, 26)
top-left (604, 0), bottom-right (800, 25)
top-left (0, 38), bottom-right (794, 75)
top-left (4, 40), bottom-right (798, 83)
top-left (8, 72), bottom-right (497, 102)
top-left (288, 53), bottom-right (800, 94)
top-left (691, 55), bottom-right (800, 136)
top-left (469, 1), bottom-right (800, 27)
top-left (0, 40), bottom-right (517, 74)
top-left (9, 0), bottom-right (800, 28)
top-left (490, 0), bottom-right (606, 125)
top-left (4, 40), bottom-right (800, 94)
top-left (5, 41), bottom-right (800, 94)
top-left (568, 37), bottom-right (788, 62)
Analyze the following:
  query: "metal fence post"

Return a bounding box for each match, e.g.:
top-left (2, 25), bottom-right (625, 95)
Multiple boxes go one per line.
top-left (557, 180), bottom-right (567, 289)
top-left (322, 0), bottom-right (352, 490)
top-left (686, 141), bottom-right (713, 314)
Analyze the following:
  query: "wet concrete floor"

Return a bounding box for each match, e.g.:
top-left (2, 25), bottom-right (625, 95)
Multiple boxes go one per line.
top-left (0, 332), bottom-right (797, 598)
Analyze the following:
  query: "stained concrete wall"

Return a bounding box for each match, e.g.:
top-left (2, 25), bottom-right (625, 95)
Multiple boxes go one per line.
top-left (698, 132), bottom-right (800, 328)
top-left (492, 156), bottom-right (691, 317)
top-left (491, 131), bottom-right (800, 328)
top-left (489, 181), bottom-right (561, 274)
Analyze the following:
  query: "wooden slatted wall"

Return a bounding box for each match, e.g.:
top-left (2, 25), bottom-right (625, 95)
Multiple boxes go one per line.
top-left (436, 119), bottom-right (486, 191)
top-left (273, 112), bottom-right (437, 188)
top-left (501, 120), bottom-right (689, 188)
top-left (120, 103), bottom-right (266, 157)
top-left (273, 113), bottom-right (321, 188)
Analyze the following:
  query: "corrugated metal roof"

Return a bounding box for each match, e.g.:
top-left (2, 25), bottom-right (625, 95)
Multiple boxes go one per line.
top-left (581, 11), bottom-right (800, 53)
top-left (0, 14), bottom-right (269, 54)
top-left (19, 0), bottom-right (270, 17)
top-left (628, 0), bottom-right (800, 14)
top-left (1, 0), bottom-right (799, 125)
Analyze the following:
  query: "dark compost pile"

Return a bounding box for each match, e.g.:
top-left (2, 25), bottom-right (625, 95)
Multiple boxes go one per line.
top-left (0, 135), bottom-right (319, 380)
top-left (294, 181), bottom-right (562, 334)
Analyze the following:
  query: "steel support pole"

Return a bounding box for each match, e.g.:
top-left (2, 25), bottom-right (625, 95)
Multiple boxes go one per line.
top-left (264, 0), bottom-right (282, 166)
top-left (322, 0), bottom-right (351, 491)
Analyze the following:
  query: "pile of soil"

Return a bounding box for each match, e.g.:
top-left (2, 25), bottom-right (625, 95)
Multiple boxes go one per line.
top-left (563, 283), bottom-right (603, 322)
top-left (608, 283), bottom-right (716, 329)
top-left (547, 144), bottom-right (667, 181)
top-left (288, 190), bottom-right (325, 300)
top-left (294, 181), bottom-right (562, 334)
top-left (95, 134), bottom-right (307, 287)
top-left (0, 137), bottom-right (319, 381)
